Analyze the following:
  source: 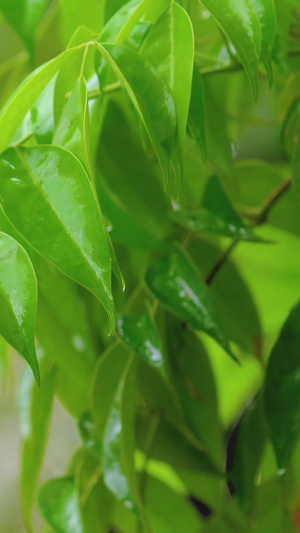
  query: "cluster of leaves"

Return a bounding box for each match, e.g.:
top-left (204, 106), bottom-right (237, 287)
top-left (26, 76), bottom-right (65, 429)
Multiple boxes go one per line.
top-left (1, 0), bottom-right (300, 531)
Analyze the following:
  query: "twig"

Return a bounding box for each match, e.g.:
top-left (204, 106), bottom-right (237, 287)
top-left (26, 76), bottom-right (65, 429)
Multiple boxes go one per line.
top-left (205, 178), bottom-right (292, 285)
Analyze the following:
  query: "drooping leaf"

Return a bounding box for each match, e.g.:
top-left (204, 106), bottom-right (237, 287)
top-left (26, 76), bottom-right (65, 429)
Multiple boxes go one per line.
top-left (0, 231), bottom-right (39, 382)
top-left (141, 2), bottom-right (194, 184)
top-left (144, 248), bottom-right (234, 358)
top-left (187, 64), bottom-right (206, 161)
top-left (19, 353), bottom-right (55, 532)
top-left (95, 42), bottom-right (176, 185)
top-left (200, 0), bottom-right (261, 99)
top-left (166, 318), bottom-right (223, 466)
top-left (0, 0), bottom-right (47, 59)
top-left (116, 312), bottom-right (166, 378)
top-left (53, 76), bottom-right (93, 177)
top-left (38, 477), bottom-right (84, 533)
top-left (264, 300), bottom-right (300, 470)
top-left (0, 45), bottom-right (85, 153)
top-left (231, 396), bottom-right (267, 512)
top-left (0, 145), bottom-right (115, 327)
top-left (92, 345), bottom-right (142, 515)
top-left (173, 175), bottom-right (265, 242)
top-left (251, 0), bottom-right (276, 84)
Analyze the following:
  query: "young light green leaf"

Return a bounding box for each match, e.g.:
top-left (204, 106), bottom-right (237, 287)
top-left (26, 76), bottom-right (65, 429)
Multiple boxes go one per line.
top-left (59, 0), bottom-right (105, 42)
top-left (19, 354), bottom-right (55, 532)
top-left (141, 2), bottom-right (194, 184)
top-left (92, 345), bottom-right (144, 520)
top-left (264, 300), bottom-right (300, 470)
top-left (200, 0), bottom-right (261, 100)
top-left (0, 0), bottom-right (47, 59)
top-left (38, 477), bottom-right (84, 533)
top-left (0, 45), bottom-right (85, 154)
top-left (116, 312), bottom-right (166, 378)
top-left (0, 231), bottom-right (39, 383)
top-left (144, 248), bottom-right (234, 359)
top-left (95, 42), bottom-right (176, 186)
top-left (187, 64), bottom-right (206, 162)
top-left (0, 145), bottom-right (115, 327)
top-left (173, 175), bottom-right (265, 242)
top-left (251, 0), bottom-right (276, 84)
top-left (53, 77), bottom-right (93, 177)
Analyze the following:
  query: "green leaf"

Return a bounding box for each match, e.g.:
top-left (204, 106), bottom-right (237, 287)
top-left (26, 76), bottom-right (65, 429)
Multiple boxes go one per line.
top-left (0, 231), bottom-right (39, 382)
top-left (251, 0), bottom-right (276, 84)
top-left (200, 0), bottom-right (261, 100)
top-left (53, 76), bottom-right (93, 177)
top-left (144, 248), bottom-right (234, 359)
top-left (264, 300), bottom-right (300, 470)
top-left (38, 477), bottom-right (84, 533)
top-left (0, 45), bottom-right (85, 154)
top-left (92, 345), bottom-right (142, 514)
top-left (187, 64), bottom-right (206, 161)
top-left (116, 312), bottom-right (166, 378)
top-left (76, 451), bottom-right (114, 533)
top-left (166, 318), bottom-right (223, 466)
top-left (173, 175), bottom-right (265, 242)
top-left (19, 354), bottom-right (55, 532)
top-left (0, 0), bottom-right (47, 59)
top-left (95, 42), bottom-right (176, 186)
top-left (58, 0), bottom-right (105, 42)
top-left (141, 2), bottom-right (194, 184)
top-left (0, 145), bottom-right (115, 327)
top-left (231, 396), bottom-right (267, 512)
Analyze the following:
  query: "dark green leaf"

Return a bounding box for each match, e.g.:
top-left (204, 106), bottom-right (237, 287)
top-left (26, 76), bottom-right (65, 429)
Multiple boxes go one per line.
top-left (0, 145), bottom-right (115, 327)
top-left (38, 477), bottom-right (84, 533)
top-left (173, 175), bottom-right (265, 242)
top-left (201, 0), bottom-right (261, 99)
top-left (187, 64), bottom-right (206, 161)
top-left (144, 248), bottom-right (234, 358)
top-left (0, 231), bottom-right (39, 382)
top-left (251, 0), bottom-right (276, 84)
top-left (264, 300), bottom-right (300, 470)
top-left (95, 42), bottom-right (176, 186)
top-left (19, 354), bottom-right (55, 531)
top-left (117, 312), bottom-right (166, 378)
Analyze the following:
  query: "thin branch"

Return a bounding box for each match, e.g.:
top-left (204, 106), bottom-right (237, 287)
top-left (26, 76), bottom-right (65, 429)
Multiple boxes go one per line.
top-left (200, 62), bottom-right (243, 77)
top-left (205, 178), bottom-right (292, 285)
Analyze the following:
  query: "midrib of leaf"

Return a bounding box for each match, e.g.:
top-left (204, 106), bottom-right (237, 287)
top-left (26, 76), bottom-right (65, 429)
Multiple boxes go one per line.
top-left (14, 147), bottom-right (110, 301)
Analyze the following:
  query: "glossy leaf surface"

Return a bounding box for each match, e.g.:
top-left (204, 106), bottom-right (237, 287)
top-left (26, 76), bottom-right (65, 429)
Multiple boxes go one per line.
top-left (0, 145), bottom-right (115, 326)
top-left (117, 312), bottom-right (166, 377)
top-left (141, 2), bottom-right (194, 180)
top-left (264, 300), bottom-right (300, 470)
top-left (251, 0), bottom-right (276, 83)
top-left (187, 64), bottom-right (206, 161)
top-left (201, 0), bottom-right (261, 99)
top-left (173, 175), bottom-right (264, 242)
top-left (0, 231), bottom-right (39, 382)
top-left (19, 354), bottom-right (55, 531)
top-left (38, 477), bottom-right (84, 533)
top-left (92, 346), bottom-right (141, 513)
top-left (144, 248), bottom-right (233, 358)
top-left (95, 42), bottom-right (176, 185)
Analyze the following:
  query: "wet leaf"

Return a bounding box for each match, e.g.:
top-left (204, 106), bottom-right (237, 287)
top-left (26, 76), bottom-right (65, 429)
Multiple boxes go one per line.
top-left (0, 231), bottom-right (39, 382)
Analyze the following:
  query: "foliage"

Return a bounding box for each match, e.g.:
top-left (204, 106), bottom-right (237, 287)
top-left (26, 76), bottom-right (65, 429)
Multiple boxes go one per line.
top-left (1, 0), bottom-right (300, 531)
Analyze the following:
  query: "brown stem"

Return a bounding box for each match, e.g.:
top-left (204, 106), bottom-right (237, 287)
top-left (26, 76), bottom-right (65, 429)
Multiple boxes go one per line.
top-left (206, 240), bottom-right (238, 285)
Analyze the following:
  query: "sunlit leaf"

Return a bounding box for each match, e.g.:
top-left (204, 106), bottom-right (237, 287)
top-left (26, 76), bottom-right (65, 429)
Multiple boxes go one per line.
top-left (0, 145), bottom-right (115, 327)
top-left (251, 0), bottom-right (276, 85)
top-left (0, 231), bottom-right (39, 382)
